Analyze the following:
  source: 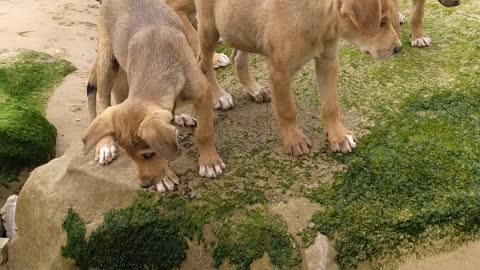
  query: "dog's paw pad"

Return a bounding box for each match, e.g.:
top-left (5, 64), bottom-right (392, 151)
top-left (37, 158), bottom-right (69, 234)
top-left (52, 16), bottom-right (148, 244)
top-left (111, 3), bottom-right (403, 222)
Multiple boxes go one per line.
top-left (249, 87), bottom-right (271, 103)
top-left (214, 93), bottom-right (234, 110)
top-left (331, 135), bottom-right (357, 154)
top-left (411, 36), bottom-right (431, 47)
top-left (96, 145), bottom-right (118, 165)
top-left (213, 53), bottom-right (230, 69)
top-left (174, 114), bottom-right (197, 127)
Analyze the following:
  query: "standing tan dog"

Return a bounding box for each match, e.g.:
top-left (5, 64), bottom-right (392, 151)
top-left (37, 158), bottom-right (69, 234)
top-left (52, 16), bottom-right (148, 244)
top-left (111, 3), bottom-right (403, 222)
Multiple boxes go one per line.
top-left (83, 0), bottom-right (225, 191)
top-left (196, 0), bottom-right (402, 156)
top-left (408, 0), bottom-right (460, 47)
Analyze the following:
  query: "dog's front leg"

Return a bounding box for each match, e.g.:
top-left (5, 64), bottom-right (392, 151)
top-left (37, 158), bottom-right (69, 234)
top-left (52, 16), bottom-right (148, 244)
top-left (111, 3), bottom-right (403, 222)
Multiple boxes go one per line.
top-left (193, 82), bottom-right (225, 178)
top-left (410, 0), bottom-right (431, 47)
top-left (315, 55), bottom-right (356, 153)
top-left (269, 62), bottom-right (311, 156)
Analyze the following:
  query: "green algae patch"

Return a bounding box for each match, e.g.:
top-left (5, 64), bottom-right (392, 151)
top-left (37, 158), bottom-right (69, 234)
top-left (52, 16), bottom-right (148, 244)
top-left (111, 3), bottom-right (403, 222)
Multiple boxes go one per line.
top-left (0, 51), bottom-right (75, 183)
top-left (62, 198), bottom-right (190, 270)
top-left (213, 207), bottom-right (301, 270)
top-left (305, 85), bottom-right (480, 269)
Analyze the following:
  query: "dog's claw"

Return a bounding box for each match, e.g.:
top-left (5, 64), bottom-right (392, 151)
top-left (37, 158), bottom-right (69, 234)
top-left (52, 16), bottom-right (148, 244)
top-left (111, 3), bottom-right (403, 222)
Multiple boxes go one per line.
top-left (411, 36), bottom-right (431, 47)
top-left (213, 52), bottom-right (230, 69)
top-left (95, 138), bottom-right (118, 165)
top-left (150, 167), bottom-right (179, 193)
top-left (329, 133), bottom-right (357, 154)
top-left (199, 153), bottom-right (225, 178)
top-left (214, 93), bottom-right (234, 110)
top-left (282, 129), bottom-right (312, 156)
top-left (250, 87), bottom-right (272, 103)
top-left (174, 114), bottom-right (197, 127)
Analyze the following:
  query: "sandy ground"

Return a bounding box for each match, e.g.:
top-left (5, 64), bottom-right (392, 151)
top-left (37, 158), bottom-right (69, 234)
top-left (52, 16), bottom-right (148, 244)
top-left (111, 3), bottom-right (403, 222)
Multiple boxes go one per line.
top-left (0, 0), bottom-right (98, 156)
top-left (1, 0), bottom-right (480, 268)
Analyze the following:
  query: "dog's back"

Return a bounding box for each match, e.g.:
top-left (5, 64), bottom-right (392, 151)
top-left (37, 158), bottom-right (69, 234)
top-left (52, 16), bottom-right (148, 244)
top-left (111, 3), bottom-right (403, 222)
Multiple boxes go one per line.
top-left (99, 0), bottom-right (185, 68)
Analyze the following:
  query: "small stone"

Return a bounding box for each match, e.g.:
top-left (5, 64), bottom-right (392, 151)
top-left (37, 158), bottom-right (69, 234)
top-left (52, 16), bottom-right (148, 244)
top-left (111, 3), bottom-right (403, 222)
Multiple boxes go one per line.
top-left (0, 238), bottom-right (9, 264)
top-left (304, 233), bottom-right (338, 270)
top-left (75, 118), bottom-right (81, 122)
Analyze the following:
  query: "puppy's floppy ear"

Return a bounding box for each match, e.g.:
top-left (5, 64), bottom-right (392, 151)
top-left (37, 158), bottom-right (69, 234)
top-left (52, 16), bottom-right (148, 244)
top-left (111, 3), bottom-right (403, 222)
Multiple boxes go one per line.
top-left (82, 107), bottom-right (116, 154)
top-left (138, 112), bottom-right (179, 161)
top-left (340, 0), bottom-right (381, 34)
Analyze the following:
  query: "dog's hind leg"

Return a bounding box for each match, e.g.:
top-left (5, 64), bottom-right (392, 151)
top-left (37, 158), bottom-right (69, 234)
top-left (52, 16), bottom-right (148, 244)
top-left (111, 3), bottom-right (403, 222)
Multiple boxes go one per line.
top-left (94, 36), bottom-right (119, 165)
top-left (315, 55), bottom-right (356, 154)
top-left (196, 0), bottom-right (233, 110)
top-left (410, 0), bottom-right (431, 47)
top-left (231, 49), bottom-right (271, 103)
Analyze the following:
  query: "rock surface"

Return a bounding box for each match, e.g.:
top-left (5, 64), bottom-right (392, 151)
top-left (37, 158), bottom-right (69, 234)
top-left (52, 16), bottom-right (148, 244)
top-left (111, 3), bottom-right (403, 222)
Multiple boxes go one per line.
top-left (8, 142), bottom-right (138, 270)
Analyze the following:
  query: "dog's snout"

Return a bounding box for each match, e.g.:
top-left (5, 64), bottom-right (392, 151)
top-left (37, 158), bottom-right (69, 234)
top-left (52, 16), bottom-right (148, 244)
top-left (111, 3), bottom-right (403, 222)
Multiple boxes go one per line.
top-left (394, 46), bottom-right (403, 54)
top-left (139, 179), bottom-right (153, 188)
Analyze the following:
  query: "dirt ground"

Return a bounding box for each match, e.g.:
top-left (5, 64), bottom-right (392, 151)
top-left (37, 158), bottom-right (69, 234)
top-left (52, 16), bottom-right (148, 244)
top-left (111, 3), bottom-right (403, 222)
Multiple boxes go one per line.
top-left (1, 0), bottom-right (480, 269)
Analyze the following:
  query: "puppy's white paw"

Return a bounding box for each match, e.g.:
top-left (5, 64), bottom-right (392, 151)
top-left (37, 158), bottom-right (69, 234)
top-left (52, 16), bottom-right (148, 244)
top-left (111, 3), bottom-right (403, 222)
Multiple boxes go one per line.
top-left (174, 114), bottom-right (197, 127)
top-left (411, 36), bottom-right (431, 47)
top-left (95, 137), bottom-right (118, 165)
top-left (199, 152), bottom-right (225, 178)
top-left (398, 12), bottom-right (406, 25)
top-left (213, 53), bottom-right (230, 69)
top-left (214, 93), bottom-right (234, 110)
top-left (150, 167), bottom-right (179, 193)
top-left (330, 135), bottom-right (357, 154)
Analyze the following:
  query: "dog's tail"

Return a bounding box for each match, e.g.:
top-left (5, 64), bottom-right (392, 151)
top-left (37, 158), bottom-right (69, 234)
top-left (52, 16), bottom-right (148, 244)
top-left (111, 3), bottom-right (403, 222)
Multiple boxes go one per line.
top-left (87, 62), bottom-right (98, 122)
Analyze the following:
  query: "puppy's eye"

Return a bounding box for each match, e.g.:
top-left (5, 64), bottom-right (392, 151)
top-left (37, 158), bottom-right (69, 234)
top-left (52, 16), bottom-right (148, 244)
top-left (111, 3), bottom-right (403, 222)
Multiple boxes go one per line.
top-left (142, 152), bottom-right (155, 160)
top-left (380, 17), bottom-right (387, 28)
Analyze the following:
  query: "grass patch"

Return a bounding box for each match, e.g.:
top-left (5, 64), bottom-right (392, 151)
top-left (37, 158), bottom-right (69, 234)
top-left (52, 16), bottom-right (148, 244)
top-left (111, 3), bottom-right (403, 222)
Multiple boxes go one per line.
top-left (0, 51), bottom-right (75, 183)
top-left (305, 81), bottom-right (480, 269)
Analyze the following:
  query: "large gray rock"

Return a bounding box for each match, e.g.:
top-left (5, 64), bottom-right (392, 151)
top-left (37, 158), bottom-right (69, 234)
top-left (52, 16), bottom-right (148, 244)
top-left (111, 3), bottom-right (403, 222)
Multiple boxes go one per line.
top-left (8, 142), bottom-right (138, 270)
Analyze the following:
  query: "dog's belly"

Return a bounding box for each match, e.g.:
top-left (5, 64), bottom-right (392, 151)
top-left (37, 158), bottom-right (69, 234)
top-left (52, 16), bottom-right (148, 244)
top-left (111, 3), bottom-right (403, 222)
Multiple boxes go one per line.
top-left (214, 0), bottom-right (266, 55)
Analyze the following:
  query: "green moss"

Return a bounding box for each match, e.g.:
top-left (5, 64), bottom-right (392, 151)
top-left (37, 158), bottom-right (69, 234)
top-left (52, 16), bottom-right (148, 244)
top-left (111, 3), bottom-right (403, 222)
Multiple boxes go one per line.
top-left (62, 197), bottom-right (190, 270)
top-left (213, 207), bottom-right (301, 270)
top-left (306, 82), bottom-right (480, 269)
top-left (0, 51), bottom-right (75, 183)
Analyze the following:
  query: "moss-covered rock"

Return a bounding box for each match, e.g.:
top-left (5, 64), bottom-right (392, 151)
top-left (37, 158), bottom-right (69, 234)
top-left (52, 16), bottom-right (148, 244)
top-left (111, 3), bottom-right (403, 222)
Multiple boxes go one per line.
top-left (213, 207), bottom-right (301, 270)
top-left (62, 205), bottom-right (188, 270)
top-left (305, 84), bottom-right (480, 269)
top-left (0, 50), bottom-right (75, 184)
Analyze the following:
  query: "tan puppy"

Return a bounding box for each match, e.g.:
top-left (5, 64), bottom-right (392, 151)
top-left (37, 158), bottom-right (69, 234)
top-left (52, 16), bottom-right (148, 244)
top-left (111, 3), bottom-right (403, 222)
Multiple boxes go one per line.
top-left (408, 0), bottom-right (460, 47)
top-left (196, 0), bottom-right (402, 156)
top-left (83, 0), bottom-right (225, 191)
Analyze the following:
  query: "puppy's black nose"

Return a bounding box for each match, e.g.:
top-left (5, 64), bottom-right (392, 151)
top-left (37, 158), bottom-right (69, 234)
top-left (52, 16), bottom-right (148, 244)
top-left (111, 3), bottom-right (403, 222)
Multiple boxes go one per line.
top-left (394, 46), bottom-right (403, 54)
top-left (139, 179), bottom-right (153, 188)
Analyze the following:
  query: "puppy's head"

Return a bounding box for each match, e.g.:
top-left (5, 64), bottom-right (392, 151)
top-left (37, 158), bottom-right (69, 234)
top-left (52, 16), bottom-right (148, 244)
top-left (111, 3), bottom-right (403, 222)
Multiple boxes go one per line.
top-left (439, 0), bottom-right (460, 7)
top-left (82, 104), bottom-right (179, 189)
top-left (339, 0), bottom-right (402, 60)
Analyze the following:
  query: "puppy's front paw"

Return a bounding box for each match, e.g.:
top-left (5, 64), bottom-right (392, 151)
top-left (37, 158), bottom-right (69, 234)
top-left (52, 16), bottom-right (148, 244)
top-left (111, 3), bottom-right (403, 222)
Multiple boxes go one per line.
top-left (198, 151), bottom-right (225, 178)
top-left (174, 114), bottom-right (197, 127)
top-left (213, 52), bottom-right (230, 69)
top-left (95, 136), bottom-right (118, 165)
top-left (327, 127), bottom-right (356, 153)
top-left (214, 92), bottom-right (234, 110)
top-left (281, 128), bottom-right (312, 156)
top-left (151, 166), bottom-right (179, 193)
top-left (248, 86), bottom-right (271, 103)
top-left (411, 36), bottom-right (431, 47)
